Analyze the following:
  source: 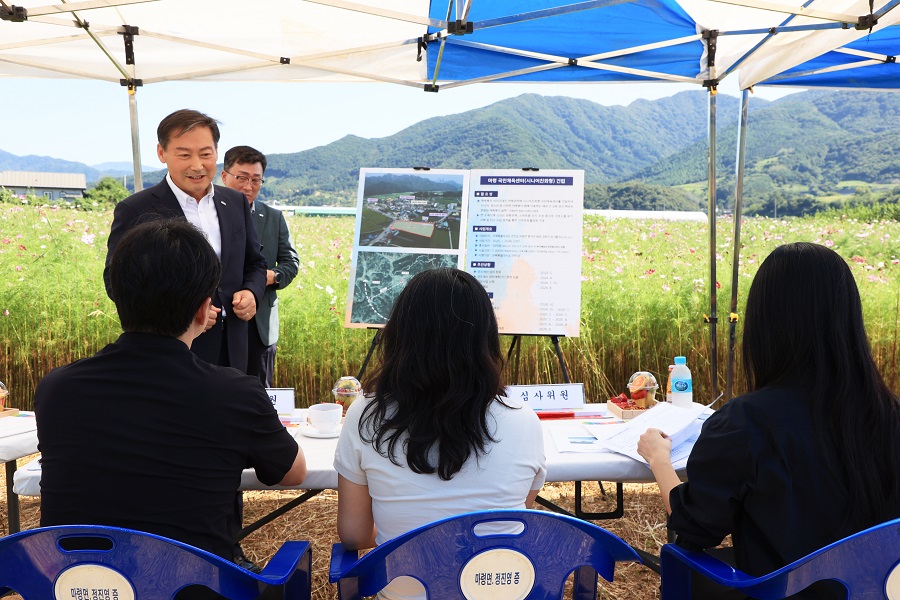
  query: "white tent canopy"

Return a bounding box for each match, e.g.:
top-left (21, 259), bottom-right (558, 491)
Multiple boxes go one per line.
top-left (3, 0), bottom-right (897, 400)
top-left (0, 0), bottom-right (429, 84)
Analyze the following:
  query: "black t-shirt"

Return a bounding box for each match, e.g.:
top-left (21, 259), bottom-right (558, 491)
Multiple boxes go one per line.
top-left (35, 332), bottom-right (298, 560)
top-left (669, 386), bottom-right (892, 598)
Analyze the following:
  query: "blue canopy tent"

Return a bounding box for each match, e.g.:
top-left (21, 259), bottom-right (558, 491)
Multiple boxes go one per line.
top-left (423, 0), bottom-right (705, 88)
top-left (419, 0), bottom-right (899, 402)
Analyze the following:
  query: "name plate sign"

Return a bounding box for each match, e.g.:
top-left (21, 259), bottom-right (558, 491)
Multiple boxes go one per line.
top-left (459, 548), bottom-right (535, 600)
top-left (505, 383), bottom-right (584, 410)
top-left (266, 388), bottom-right (295, 416)
top-left (54, 564), bottom-right (136, 600)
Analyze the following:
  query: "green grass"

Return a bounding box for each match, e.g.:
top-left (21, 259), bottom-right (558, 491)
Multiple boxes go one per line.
top-left (2, 201), bottom-right (899, 410)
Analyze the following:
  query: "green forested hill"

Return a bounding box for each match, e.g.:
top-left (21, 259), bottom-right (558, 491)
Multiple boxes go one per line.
top-left (6, 89), bottom-right (899, 214)
top-left (626, 90), bottom-right (900, 214)
top-left (255, 89), bottom-right (900, 212)
top-left (259, 91), bottom-right (739, 204)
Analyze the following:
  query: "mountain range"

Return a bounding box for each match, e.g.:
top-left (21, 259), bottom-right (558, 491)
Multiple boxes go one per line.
top-left (3, 89), bottom-right (899, 215)
top-left (0, 149), bottom-right (153, 181)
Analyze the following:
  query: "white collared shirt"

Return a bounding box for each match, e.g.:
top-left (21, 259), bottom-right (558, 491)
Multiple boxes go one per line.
top-left (166, 173), bottom-right (222, 259)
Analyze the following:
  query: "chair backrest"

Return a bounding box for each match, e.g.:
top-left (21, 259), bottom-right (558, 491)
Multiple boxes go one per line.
top-left (0, 525), bottom-right (312, 600)
top-left (329, 509), bottom-right (642, 600)
top-left (661, 517), bottom-right (900, 599)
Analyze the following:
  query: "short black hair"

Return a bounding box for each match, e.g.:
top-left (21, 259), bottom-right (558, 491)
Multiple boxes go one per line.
top-left (157, 109), bottom-right (221, 149)
top-left (223, 146), bottom-right (267, 173)
top-left (109, 218), bottom-right (220, 337)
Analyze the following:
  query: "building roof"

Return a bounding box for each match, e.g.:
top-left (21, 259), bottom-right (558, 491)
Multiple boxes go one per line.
top-left (0, 171), bottom-right (87, 190)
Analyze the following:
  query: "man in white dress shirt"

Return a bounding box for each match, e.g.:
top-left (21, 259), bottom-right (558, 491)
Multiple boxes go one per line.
top-left (104, 109), bottom-right (267, 373)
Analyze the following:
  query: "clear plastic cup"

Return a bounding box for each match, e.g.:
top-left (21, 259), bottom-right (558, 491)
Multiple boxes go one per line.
top-left (627, 371), bottom-right (659, 408)
top-left (332, 376), bottom-right (362, 415)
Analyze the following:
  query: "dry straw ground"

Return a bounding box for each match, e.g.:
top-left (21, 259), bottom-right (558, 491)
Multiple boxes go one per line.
top-left (0, 453), bottom-right (668, 599)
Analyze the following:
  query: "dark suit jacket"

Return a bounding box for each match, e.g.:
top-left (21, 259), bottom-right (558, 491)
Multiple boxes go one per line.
top-left (251, 201), bottom-right (299, 347)
top-left (104, 179), bottom-right (267, 372)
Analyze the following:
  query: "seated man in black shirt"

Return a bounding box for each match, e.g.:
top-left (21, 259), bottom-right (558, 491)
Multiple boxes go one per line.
top-left (35, 218), bottom-right (306, 563)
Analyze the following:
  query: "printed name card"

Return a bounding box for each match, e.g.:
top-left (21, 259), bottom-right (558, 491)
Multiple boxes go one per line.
top-left (55, 564), bottom-right (135, 600)
top-left (505, 383), bottom-right (585, 410)
top-left (266, 388), bottom-right (295, 416)
top-left (459, 548), bottom-right (536, 600)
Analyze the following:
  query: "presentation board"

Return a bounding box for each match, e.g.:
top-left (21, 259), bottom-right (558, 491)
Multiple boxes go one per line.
top-left (344, 168), bottom-right (583, 336)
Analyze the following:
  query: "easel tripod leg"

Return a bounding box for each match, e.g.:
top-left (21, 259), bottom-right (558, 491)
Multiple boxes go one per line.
top-left (356, 329), bottom-right (382, 381)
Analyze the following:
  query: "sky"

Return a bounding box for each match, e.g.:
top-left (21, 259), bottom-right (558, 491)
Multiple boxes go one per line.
top-left (0, 76), bottom-right (801, 168)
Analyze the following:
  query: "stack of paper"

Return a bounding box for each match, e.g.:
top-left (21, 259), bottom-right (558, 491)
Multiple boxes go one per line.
top-left (584, 403), bottom-right (708, 468)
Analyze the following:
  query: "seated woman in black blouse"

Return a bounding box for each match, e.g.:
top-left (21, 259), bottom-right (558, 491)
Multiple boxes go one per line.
top-left (638, 241), bottom-right (900, 599)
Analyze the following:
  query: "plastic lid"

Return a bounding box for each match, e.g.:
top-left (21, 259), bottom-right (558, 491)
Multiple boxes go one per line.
top-left (674, 356), bottom-right (686, 364)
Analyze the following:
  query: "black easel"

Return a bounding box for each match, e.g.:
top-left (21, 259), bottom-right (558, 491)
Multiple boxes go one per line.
top-left (356, 328), bottom-right (382, 381)
top-left (505, 333), bottom-right (624, 521)
top-left (504, 334), bottom-right (571, 384)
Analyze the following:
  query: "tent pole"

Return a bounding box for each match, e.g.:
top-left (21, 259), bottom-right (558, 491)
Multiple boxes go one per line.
top-left (707, 89), bottom-right (718, 404)
top-left (127, 84), bottom-right (143, 192)
top-left (725, 89), bottom-right (750, 405)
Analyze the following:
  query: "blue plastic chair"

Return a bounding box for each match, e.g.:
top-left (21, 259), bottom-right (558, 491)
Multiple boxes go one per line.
top-left (329, 509), bottom-right (642, 599)
top-left (660, 517), bottom-right (900, 599)
top-left (0, 525), bottom-right (312, 599)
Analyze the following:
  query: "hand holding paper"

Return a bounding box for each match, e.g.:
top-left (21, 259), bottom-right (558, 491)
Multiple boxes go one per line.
top-left (586, 402), bottom-right (707, 465)
top-left (637, 428), bottom-right (672, 465)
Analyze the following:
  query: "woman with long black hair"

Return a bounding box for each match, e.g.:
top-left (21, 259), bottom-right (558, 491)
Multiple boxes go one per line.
top-left (639, 241), bottom-right (900, 598)
top-left (335, 268), bottom-right (546, 600)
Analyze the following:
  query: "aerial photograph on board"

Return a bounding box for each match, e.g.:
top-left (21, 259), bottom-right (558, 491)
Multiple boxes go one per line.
top-left (357, 171), bottom-right (465, 250)
top-left (348, 251), bottom-right (459, 326)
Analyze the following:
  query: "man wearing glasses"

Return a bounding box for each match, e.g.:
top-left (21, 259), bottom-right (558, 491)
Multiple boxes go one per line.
top-left (222, 146), bottom-right (299, 388)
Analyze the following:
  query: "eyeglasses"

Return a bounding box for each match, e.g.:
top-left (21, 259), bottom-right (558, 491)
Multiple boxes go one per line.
top-left (224, 170), bottom-right (264, 186)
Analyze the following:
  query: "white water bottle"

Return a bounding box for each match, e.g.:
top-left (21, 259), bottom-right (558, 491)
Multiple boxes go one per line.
top-left (670, 356), bottom-right (693, 407)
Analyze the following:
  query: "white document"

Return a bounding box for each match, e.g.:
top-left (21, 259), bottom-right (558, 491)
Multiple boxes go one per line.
top-left (671, 430), bottom-right (701, 470)
top-left (549, 425), bottom-right (611, 454)
top-left (467, 169), bottom-right (584, 336)
top-left (585, 402), bottom-right (708, 464)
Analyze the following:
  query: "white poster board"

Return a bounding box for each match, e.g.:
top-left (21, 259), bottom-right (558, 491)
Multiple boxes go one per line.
top-left (467, 170), bottom-right (583, 336)
top-left (345, 168), bottom-right (583, 337)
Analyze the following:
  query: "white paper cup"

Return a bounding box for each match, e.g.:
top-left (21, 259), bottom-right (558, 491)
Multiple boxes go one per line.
top-left (307, 403), bottom-right (343, 434)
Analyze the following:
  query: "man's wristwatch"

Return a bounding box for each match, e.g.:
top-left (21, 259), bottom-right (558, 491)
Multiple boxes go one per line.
top-left (273, 271), bottom-right (283, 285)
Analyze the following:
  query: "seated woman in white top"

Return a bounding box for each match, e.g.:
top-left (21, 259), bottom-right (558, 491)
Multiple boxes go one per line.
top-left (334, 268), bottom-right (547, 600)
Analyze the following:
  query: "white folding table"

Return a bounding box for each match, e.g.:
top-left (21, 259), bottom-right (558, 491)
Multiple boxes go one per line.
top-left (0, 412), bottom-right (39, 533)
top-left (13, 406), bottom-right (676, 537)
